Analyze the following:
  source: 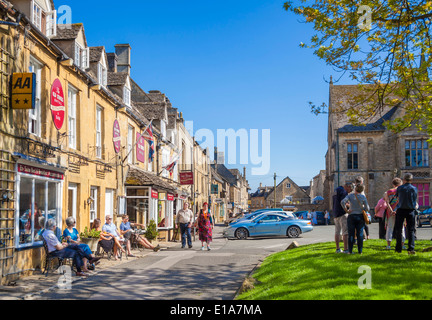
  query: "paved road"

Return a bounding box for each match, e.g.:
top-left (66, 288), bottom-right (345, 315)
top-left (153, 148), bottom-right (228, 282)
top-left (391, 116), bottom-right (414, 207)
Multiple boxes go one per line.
top-left (24, 222), bottom-right (431, 300)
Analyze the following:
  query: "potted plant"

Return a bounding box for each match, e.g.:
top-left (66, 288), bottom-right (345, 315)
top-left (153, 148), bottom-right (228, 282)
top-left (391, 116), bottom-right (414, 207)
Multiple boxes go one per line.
top-left (145, 220), bottom-right (159, 243)
top-left (80, 227), bottom-right (101, 253)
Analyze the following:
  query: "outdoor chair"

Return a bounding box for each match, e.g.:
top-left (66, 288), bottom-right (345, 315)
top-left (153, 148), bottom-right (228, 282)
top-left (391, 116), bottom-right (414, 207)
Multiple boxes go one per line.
top-left (41, 238), bottom-right (75, 277)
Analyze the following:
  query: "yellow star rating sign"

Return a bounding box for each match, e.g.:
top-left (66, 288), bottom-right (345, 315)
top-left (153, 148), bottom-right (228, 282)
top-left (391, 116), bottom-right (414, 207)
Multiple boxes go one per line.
top-left (11, 73), bottom-right (36, 110)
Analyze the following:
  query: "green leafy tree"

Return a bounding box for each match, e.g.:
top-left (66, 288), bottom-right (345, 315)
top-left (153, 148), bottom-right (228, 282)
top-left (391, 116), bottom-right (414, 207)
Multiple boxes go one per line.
top-left (284, 0), bottom-right (432, 136)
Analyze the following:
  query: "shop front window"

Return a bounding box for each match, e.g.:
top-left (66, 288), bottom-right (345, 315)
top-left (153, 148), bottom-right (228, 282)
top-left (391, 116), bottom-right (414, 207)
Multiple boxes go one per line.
top-left (158, 193), bottom-right (166, 227)
top-left (126, 188), bottom-right (151, 227)
top-left (17, 175), bottom-right (61, 248)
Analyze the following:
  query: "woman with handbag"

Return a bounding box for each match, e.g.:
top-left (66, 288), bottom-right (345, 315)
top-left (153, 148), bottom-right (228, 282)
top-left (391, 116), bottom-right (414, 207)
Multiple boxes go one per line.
top-left (341, 184), bottom-right (370, 254)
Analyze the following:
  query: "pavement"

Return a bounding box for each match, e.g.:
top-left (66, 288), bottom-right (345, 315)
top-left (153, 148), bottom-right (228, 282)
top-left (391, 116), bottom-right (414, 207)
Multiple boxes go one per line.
top-left (1, 222), bottom-right (430, 300)
top-left (0, 238), bottom-right (183, 300)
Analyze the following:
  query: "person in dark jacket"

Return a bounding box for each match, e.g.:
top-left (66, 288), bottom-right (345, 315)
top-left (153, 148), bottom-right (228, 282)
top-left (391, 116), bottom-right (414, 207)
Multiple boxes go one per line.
top-left (332, 182), bottom-right (353, 253)
top-left (395, 173), bottom-right (418, 254)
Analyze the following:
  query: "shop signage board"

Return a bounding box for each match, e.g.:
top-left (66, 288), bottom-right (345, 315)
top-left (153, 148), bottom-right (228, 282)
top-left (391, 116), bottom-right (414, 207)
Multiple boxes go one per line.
top-left (179, 171), bottom-right (194, 185)
top-left (50, 78), bottom-right (65, 130)
top-left (211, 184), bottom-right (219, 194)
top-left (18, 164), bottom-right (64, 180)
top-left (167, 194), bottom-right (174, 201)
top-left (113, 119), bottom-right (121, 153)
top-left (136, 132), bottom-right (146, 163)
top-left (151, 189), bottom-right (158, 199)
top-left (11, 72), bottom-right (36, 109)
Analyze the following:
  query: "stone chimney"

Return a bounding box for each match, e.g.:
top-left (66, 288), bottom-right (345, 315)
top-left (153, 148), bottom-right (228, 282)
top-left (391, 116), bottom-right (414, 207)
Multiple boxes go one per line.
top-left (243, 167), bottom-right (246, 179)
top-left (115, 44), bottom-right (131, 75)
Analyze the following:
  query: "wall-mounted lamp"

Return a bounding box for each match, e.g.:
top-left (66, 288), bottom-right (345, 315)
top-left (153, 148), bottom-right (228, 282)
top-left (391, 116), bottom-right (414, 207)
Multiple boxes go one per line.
top-left (84, 196), bottom-right (95, 209)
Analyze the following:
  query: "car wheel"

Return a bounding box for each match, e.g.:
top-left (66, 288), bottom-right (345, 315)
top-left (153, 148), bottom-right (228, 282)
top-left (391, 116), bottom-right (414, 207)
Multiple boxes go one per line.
top-left (287, 226), bottom-right (301, 238)
top-left (235, 228), bottom-right (248, 240)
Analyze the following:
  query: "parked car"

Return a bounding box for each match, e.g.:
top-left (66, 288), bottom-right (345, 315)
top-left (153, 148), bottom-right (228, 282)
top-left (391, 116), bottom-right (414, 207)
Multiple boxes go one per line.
top-left (230, 208), bottom-right (283, 225)
top-left (223, 212), bottom-right (313, 239)
top-left (315, 211), bottom-right (326, 225)
top-left (293, 211), bottom-right (308, 219)
top-left (416, 207), bottom-right (432, 227)
top-left (224, 211), bottom-right (245, 226)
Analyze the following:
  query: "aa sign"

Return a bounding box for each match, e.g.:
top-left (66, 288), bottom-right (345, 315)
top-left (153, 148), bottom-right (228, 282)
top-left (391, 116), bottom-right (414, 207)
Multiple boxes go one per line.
top-left (11, 73), bottom-right (36, 110)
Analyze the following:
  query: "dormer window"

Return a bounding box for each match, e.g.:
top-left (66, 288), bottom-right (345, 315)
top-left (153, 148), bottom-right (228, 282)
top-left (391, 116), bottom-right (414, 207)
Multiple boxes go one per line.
top-left (74, 42), bottom-right (89, 70)
top-left (123, 76), bottom-right (131, 107)
top-left (123, 86), bottom-right (131, 107)
top-left (97, 49), bottom-right (108, 88)
top-left (31, 0), bottom-right (57, 37)
top-left (32, 2), bottom-right (42, 30)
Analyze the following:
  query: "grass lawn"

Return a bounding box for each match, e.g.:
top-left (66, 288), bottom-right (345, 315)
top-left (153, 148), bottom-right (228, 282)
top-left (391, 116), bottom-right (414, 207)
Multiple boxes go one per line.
top-left (237, 239), bottom-right (432, 300)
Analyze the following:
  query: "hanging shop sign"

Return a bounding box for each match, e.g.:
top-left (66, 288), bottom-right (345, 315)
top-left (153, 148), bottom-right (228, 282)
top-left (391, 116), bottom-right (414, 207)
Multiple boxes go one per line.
top-left (211, 184), bottom-right (219, 194)
top-left (136, 132), bottom-right (146, 163)
top-left (11, 73), bottom-right (36, 110)
top-left (50, 79), bottom-right (65, 130)
top-left (179, 171), bottom-right (194, 185)
top-left (113, 119), bottom-right (121, 154)
top-left (167, 193), bottom-right (174, 201)
top-left (151, 189), bottom-right (159, 199)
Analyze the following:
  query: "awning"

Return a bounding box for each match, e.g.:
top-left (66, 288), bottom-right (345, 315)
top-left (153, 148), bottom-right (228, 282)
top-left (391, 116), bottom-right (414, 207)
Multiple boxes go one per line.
top-left (125, 165), bottom-right (177, 193)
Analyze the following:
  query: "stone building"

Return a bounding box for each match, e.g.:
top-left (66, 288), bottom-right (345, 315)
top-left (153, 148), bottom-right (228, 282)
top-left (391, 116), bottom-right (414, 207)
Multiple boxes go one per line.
top-left (265, 176), bottom-right (310, 209)
top-left (250, 184), bottom-right (273, 210)
top-left (324, 82), bottom-right (432, 213)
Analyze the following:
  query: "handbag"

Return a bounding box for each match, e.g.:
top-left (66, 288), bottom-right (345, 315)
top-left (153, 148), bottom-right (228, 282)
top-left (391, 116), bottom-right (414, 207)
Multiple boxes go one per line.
top-left (354, 193), bottom-right (371, 225)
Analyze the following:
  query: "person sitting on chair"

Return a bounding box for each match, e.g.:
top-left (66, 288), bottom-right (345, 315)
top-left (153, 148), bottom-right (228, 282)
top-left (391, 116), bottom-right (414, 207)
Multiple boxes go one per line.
top-left (43, 219), bottom-right (100, 277)
top-left (119, 215), bottom-right (160, 255)
top-left (102, 215), bottom-right (126, 260)
top-left (62, 216), bottom-right (100, 271)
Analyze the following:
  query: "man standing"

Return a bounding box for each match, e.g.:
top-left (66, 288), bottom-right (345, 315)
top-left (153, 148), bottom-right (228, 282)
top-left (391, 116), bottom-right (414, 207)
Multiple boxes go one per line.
top-left (175, 202), bottom-right (194, 249)
top-left (332, 182), bottom-right (353, 253)
top-left (395, 173), bottom-right (418, 254)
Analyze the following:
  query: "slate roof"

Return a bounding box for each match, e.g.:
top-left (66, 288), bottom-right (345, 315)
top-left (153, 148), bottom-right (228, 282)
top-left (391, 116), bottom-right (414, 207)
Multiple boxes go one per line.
top-left (212, 164), bottom-right (238, 186)
top-left (126, 166), bottom-right (177, 192)
top-left (134, 102), bottom-right (167, 121)
top-left (89, 46), bottom-right (105, 63)
top-left (250, 187), bottom-right (273, 198)
top-left (52, 23), bottom-right (87, 46)
top-left (338, 105), bottom-right (399, 133)
top-left (108, 72), bottom-right (129, 86)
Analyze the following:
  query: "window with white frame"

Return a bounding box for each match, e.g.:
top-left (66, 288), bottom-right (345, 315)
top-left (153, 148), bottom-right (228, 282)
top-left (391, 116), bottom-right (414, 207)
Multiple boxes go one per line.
top-left (45, 10), bottom-right (57, 37)
top-left (96, 106), bottom-right (102, 158)
top-left (98, 63), bottom-right (107, 87)
top-left (123, 86), bottom-right (131, 107)
top-left (32, 1), bottom-right (42, 30)
top-left (90, 187), bottom-right (98, 222)
top-left (68, 86), bottom-right (78, 149)
top-left (74, 42), bottom-right (89, 70)
top-left (128, 125), bottom-right (134, 164)
top-left (29, 57), bottom-right (42, 137)
top-left (17, 173), bottom-right (62, 248)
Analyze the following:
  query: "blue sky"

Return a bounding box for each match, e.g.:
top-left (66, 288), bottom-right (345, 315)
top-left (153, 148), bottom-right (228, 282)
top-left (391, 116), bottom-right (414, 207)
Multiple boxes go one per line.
top-left (60, 0), bottom-right (336, 190)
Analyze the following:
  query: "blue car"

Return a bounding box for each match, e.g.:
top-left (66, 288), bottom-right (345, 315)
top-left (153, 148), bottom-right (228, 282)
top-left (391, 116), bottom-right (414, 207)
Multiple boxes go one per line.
top-left (223, 212), bottom-right (313, 239)
top-left (231, 208), bottom-right (284, 225)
